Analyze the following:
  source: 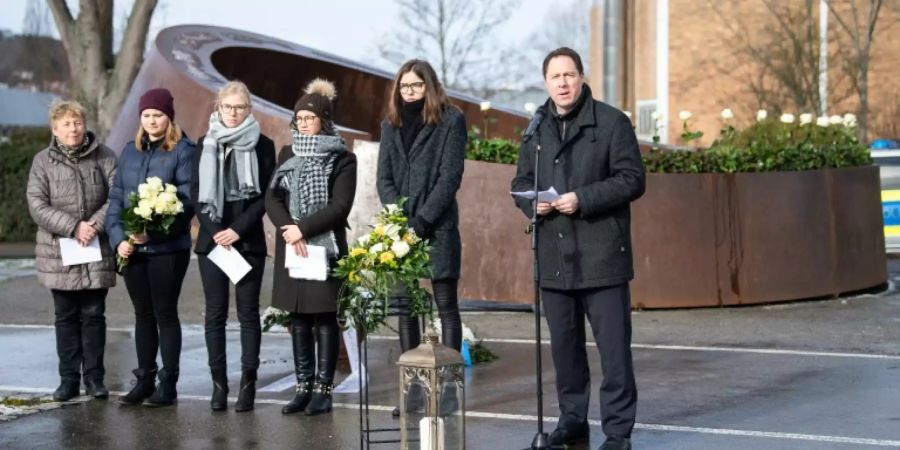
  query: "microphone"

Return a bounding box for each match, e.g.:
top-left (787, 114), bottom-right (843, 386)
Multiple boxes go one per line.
top-left (522, 106), bottom-right (546, 143)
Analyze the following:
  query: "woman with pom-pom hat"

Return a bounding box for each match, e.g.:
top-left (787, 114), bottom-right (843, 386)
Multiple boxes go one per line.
top-left (265, 78), bottom-right (357, 416)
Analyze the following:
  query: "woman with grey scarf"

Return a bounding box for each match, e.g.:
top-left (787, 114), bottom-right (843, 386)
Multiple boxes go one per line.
top-left (265, 78), bottom-right (357, 416)
top-left (191, 80), bottom-right (276, 412)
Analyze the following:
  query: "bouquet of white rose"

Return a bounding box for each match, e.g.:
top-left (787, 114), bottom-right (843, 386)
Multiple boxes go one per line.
top-left (117, 176), bottom-right (183, 270)
top-left (334, 200), bottom-right (432, 334)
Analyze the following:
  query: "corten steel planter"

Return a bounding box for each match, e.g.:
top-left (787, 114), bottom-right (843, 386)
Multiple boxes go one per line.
top-left (457, 162), bottom-right (886, 308)
top-left (107, 24), bottom-right (528, 151)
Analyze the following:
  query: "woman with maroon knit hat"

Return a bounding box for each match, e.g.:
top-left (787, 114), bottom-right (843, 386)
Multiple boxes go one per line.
top-left (106, 87), bottom-right (195, 407)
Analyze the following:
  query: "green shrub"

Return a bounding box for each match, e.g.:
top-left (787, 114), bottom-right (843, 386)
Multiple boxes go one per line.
top-left (0, 129), bottom-right (50, 242)
top-left (643, 118), bottom-right (871, 173)
top-left (466, 126), bottom-right (520, 164)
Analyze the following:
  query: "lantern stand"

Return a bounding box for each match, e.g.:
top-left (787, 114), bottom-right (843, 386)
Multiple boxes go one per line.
top-left (356, 294), bottom-right (434, 449)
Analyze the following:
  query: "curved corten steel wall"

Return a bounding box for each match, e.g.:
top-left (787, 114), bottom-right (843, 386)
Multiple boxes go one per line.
top-left (458, 162), bottom-right (887, 307)
top-left (105, 25), bottom-right (886, 308)
top-left (107, 24), bottom-right (528, 150)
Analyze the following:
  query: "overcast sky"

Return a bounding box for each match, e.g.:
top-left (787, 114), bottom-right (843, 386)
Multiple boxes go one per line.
top-left (0, 0), bottom-right (567, 77)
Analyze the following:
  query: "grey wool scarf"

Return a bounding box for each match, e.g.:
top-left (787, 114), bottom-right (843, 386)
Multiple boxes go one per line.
top-left (270, 130), bottom-right (346, 257)
top-left (198, 112), bottom-right (262, 222)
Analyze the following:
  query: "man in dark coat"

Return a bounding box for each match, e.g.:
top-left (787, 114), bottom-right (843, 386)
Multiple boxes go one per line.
top-left (511, 47), bottom-right (645, 450)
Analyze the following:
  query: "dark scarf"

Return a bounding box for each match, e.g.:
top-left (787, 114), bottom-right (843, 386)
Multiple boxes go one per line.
top-left (53, 134), bottom-right (91, 163)
top-left (399, 98), bottom-right (425, 153)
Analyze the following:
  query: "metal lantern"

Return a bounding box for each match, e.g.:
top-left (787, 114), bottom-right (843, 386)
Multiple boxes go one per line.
top-left (398, 328), bottom-right (466, 450)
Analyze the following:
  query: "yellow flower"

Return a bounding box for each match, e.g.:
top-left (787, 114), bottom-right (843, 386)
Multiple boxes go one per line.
top-left (348, 271), bottom-right (359, 283)
top-left (378, 251), bottom-right (395, 265)
top-left (403, 233), bottom-right (415, 244)
top-left (350, 248), bottom-right (367, 257)
top-left (373, 225), bottom-right (384, 236)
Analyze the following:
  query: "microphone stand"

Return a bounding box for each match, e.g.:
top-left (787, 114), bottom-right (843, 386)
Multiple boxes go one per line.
top-left (523, 118), bottom-right (557, 450)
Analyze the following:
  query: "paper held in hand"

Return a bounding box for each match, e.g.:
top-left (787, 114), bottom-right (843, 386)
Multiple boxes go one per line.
top-left (207, 245), bottom-right (252, 284)
top-left (285, 244), bottom-right (328, 281)
top-left (59, 236), bottom-right (102, 266)
top-left (510, 186), bottom-right (561, 203)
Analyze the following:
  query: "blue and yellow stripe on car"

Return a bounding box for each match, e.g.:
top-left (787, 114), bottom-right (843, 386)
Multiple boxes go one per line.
top-left (882, 190), bottom-right (900, 237)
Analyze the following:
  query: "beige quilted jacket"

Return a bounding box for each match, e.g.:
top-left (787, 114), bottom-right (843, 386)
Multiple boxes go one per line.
top-left (26, 133), bottom-right (117, 290)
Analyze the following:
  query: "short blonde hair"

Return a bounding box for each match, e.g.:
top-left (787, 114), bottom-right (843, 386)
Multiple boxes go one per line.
top-left (48, 100), bottom-right (87, 126)
top-left (216, 80), bottom-right (252, 109)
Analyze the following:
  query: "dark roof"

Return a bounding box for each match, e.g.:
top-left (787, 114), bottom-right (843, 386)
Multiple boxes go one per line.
top-left (0, 87), bottom-right (58, 127)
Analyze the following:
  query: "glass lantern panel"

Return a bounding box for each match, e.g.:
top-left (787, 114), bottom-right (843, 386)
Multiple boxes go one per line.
top-left (437, 366), bottom-right (465, 449)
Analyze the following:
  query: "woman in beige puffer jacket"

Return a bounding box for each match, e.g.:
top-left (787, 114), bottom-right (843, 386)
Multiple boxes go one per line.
top-left (25, 100), bottom-right (117, 402)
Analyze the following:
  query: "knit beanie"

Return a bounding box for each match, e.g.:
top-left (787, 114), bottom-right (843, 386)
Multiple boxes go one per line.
top-left (139, 88), bottom-right (176, 120)
top-left (293, 79), bottom-right (336, 121)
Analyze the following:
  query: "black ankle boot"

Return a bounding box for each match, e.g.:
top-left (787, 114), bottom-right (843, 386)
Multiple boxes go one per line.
top-left (282, 380), bottom-right (313, 414)
top-left (52, 378), bottom-right (80, 401)
top-left (84, 378), bottom-right (109, 399)
top-left (118, 368), bottom-right (156, 405)
top-left (210, 368), bottom-right (228, 411)
top-left (234, 369), bottom-right (256, 413)
top-left (304, 381), bottom-right (333, 416)
top-left (144, 367), bottom-right (178, 407)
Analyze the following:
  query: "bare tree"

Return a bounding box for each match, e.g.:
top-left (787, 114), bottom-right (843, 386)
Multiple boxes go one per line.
top-left (24, 0), bottom-right (52, 37)
top-left (47, 0), bottom-right (159, 137)
top-left (827, 0), bottom-right (885, 140)
top-left (708, 0), bottom-right (855, 115)
top-left (377, 0), bottom-right (517, 92)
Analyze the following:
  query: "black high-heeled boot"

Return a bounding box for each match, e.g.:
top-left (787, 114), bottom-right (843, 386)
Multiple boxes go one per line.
top-left (282, 323), bottom-right (315, 415)
top-left (305, 316), bottom-right (339, 416)
top-left (118, 368), bottom-right (157, 405)
top-left (210, 367), bottom-right (228, 411)
top-left (234, 369), bottom-right (256, 412)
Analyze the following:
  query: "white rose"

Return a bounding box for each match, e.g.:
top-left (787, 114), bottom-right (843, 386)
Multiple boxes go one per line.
top-left (369, 243), bottom-right (384, 254)
top-left (756, 109), bottom-right (768, 121)
top-left (357, 234), bottom-right (370, 245)
top-left (391, 241), bottom-right (411, 258)
top-left (721, 108), bottom-right (734, 120)
top-left (799, 113), bottom-right (813, 125)
top-left (816, 116), bottom-right (830, 127)
top-left (138, 184), bottom-right (153, 199)
top-left (165, 183), bottom-right (177, 194)
top-left (651, 111), bottom-right (662, 120)
top-left (135, 205), bottom-right (153, 219)
top-left (842, 113), bottom-right (857, 128)
top-left (384, 223), bottom-right (402, 241)
top-left (524, 102), bottom-right (537, 115)
top-left (780, 113), bottom-right (795, 124)
top-left (462, 323), bottom-right (476, 344)
top-left (146, 176), bottom-right (163, 193)
top-left (829, 115), bottom-right (842, 125)
top-left (678, 110), bottom-right (692, 121)
top-left (154, 197), bottom-right (170, 215)
top-left (480, 101), bottom-right (491, 112)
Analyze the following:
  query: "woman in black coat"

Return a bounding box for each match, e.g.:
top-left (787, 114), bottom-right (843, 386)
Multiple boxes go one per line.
top-left (191, 80), bottom-right (276, 412)
top-left (265, 79), bottom-right (357, 416)
top-left (376, 60), bottom-right (467, 406)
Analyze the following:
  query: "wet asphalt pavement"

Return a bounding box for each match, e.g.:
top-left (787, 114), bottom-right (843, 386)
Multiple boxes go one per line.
top-left (1, 257), bottom-right (900, 449)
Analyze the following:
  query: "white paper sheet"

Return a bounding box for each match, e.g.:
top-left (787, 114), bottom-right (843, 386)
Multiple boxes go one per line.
top-left (59, 236), bottom-right (102, 266)
top-left (207, 245), bottom-right (252, 284)
top-left (285, 244), bottom-right (328, 281)
top-left (510, 186), bottom-right (561, 202)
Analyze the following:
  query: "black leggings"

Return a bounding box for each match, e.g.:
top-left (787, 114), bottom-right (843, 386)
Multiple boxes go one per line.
top-left (122, 251), bottom-right (190, 371)
top-left (398, 278), bottom-right (461, 352)
top-left (198, 253), bottom-right (265, 372)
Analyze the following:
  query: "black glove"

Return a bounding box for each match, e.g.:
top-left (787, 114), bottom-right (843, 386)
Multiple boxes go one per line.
top-left (408, 216), bottom-right (432, 239)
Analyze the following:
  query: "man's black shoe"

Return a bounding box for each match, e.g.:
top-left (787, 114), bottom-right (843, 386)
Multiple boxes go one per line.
top-left (599, 436), bottom-right (631, 450)
top-left (84, 378), bottom-right (109, 399)
top-left (548, 423), bottom-right (589, 446)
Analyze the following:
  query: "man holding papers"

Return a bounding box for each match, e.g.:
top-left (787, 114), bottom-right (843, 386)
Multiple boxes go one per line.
top-left (510, 48), bottom-right (645, 450)
top-left (26, 100), bottom-right (117, 402)
top-left (265, 79), bottom-right (357, 416)
top-left (192, 81), bottom-right (276, 412)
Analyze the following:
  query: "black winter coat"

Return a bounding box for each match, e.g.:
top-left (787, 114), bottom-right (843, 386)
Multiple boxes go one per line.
top-left (376, 106), bottom-right (467, 280)
top-left (511, 86), bottom-right (646, 290)
top-left (191, 133), bottom-right (276, 256)
top-left (265, 145), bottom-right (357, 313)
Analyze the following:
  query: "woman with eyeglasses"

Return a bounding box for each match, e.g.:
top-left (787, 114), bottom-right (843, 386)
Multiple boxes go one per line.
top-left (376, 59), bottom-right (467, 416)
top-left (266, 78), bottom-right (357, 416)
top-left (191, 80), bottom-right (276, 412)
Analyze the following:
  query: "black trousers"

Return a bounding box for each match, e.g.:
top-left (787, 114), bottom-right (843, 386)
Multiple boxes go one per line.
top-left (51, 288), bottom-right (108, 382)
top-left (122, 251), bottom-right (190, 371)
top-left (198, 253), bottom-right (265, 372)
top-left (542, 283), bottom-right (637, 438)
top-left (397, 278), bottom-right (462, 352)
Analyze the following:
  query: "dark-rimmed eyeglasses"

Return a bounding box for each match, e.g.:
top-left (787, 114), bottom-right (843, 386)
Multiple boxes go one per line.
top-left (220, 103), bottom-right (250, 113)
top-left (295, 115), bottom-right (320, 126)
top-left (399, 81), bottom-right (426, 93)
